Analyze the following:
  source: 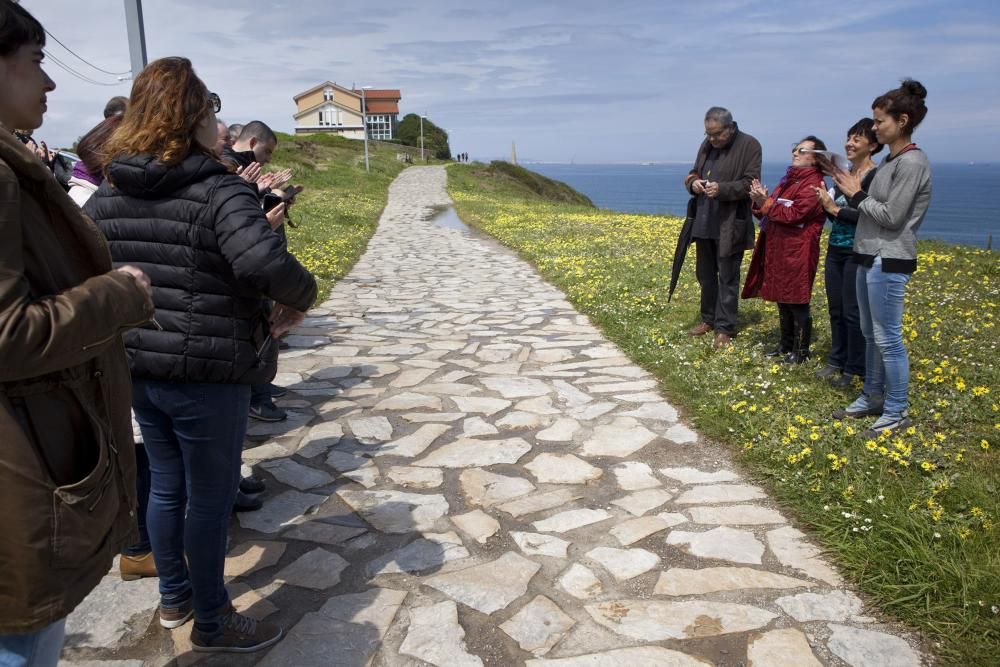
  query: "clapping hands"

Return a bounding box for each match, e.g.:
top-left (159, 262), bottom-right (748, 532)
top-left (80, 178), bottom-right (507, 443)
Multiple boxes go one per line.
top-left (749, 178), bottom-right (769, 206)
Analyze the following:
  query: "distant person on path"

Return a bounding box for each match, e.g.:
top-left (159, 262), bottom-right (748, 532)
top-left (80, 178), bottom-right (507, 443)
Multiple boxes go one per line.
top-left (67, 114), bottom-right (122, 206)
top-left (830, 80), bottom-right (931, 437)
top-left (0, 1), bottom-right (154, 661)
top-left (86, 56), bottom-right (317, 653)
top-left (815, 119), bottom-right (882, 387)
top-left (744, 136), bottom-right (828, 363)
top-left (683, 107), bottom-right (762, 349)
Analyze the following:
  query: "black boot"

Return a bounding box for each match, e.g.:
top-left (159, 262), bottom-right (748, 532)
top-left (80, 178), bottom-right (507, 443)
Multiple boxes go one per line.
top-left (785, 315), bottom-right (812, 364)
top-left (766, 307), bottom-right (795, 357)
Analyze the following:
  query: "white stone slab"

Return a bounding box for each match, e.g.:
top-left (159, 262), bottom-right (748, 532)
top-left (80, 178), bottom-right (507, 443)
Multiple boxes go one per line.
top-left (368, 532), bottom-right (470, 575)
top-left (374, 392), bottom-right (443, 411)
top-left (659, 467), bottom-right (740, 485)
top-left (400, 600), bottom-right (483, 667)
top-left (654, 567), bottom-right (815, 596)
top-left (526, 647), bottom-right (710, 666)
top-left (463, 416), bottom-right (499, 436)
top-left (536, 418), bottom-right (581, 442)
top-left (826, 624), bottom-right (922, 667)
top-left (296, 421), bottom-right (344, 458)
top-left (610, 516), bottom-right (671, 546)
top-left (348, 416), bottom-right (393, 444)
top-left (580, 418), bottom-right (657, 458)
top-left (237, 490), bottom-right (328, 533)
top-left (336, 489), bottom-right (449, 533)
top-left (414, 437), bottom-right (531, 468)
top-left (274, 548), bottom-right (349, 590)
top-left (425, 552), bottom-right (541, 614)
top-left (586, 599), bottom-right (777, 640)
top-left (686, 504), bottom-right (787, 525)
top-left (482, 376), bottom-right (551, 398)
top-left (666, 526), bottom-right (765, 565)
top-left (500, 595), bottom-right (575, 656)
top-left (525, 453), bottom-right (603, 484)
top-left (585, 547), bottom-right (660, 581)
top-left (747, 628), bottom-right (823, 667)
top-left (557, 563), bottom-right (604, 600)
top-left (610, 461), bottom-right (662, 490)
top-left (387, 465), bottom-right (444, 488)
top-left (452, 509), bottom-right (500, 544)
top-left (375, 423), bottom-right (451, 458)
top-left (533, 508), bottom-right (613, 533)
top-left (511, 531), bottom-right (571, 558)
top-left (452, 396), bottom-right (513, 415)
top-left (775, 590), bottom-right (865, 622)
top-left (498, 489), bottom-right (582, 518)
top-left (459, 468), bottom-right (536, 507)
top-left (674, 484), bottom-right (767, 505)
top-left (261, 458), bottom-right (334, 490)
top-left (610, 489), bottom-right (673, 516)
top-left (766, 526), bottom-right (843, 586)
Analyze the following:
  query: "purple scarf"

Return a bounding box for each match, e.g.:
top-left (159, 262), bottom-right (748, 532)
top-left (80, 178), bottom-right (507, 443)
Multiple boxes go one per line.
top-left (71, 161), bottom-right (102, 187)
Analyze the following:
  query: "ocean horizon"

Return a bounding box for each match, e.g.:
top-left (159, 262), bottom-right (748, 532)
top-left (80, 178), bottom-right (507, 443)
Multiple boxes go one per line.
top-left (528, 162), bottom-right (1000, 249)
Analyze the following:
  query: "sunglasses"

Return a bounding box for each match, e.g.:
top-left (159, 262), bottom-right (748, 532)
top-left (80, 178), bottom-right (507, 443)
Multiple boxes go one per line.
top-left (208, 92), bottom-right (221, 114)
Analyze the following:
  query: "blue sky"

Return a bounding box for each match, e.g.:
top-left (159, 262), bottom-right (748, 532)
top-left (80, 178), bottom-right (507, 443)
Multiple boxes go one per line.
top-left (25, 0), bottom-right (1000, 163)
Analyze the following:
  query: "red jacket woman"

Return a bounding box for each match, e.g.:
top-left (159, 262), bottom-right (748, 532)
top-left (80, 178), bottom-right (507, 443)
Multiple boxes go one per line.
top-left (743, 136), bottom-right (827, 362)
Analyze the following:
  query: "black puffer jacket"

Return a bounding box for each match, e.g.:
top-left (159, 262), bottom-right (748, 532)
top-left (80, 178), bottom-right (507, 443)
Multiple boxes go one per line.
top-left (86, 153), bottom-right (317, 385)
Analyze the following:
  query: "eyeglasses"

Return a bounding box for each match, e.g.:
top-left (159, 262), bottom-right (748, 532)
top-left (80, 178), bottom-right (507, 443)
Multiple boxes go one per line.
top-left (208, 92), bottom-right (221, 114)
top-left (705, 127), bottom-right (731, 139)
top-left (792, 147), bottom-right (810, 154)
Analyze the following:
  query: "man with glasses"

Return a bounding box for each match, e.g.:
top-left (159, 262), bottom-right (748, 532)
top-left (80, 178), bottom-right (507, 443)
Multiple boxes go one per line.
top-left (683, 106), bottom-right (762, 349)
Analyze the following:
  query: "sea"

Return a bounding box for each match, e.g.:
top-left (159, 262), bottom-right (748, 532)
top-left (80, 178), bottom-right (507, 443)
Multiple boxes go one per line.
top-left (529, 162), bottom-right (1000, 249)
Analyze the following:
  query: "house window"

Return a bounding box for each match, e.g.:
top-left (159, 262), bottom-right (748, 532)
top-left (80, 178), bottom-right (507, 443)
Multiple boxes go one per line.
top-left (366, 114), bottom-right (394, 140)
top-left (323, 88), bottom-right (333, 102)
top-left (318, 111), bottom-right (324, 125)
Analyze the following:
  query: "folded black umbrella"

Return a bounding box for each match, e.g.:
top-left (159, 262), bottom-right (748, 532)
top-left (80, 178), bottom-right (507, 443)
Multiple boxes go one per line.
top-left (667, 196), bottom-right (698, 303)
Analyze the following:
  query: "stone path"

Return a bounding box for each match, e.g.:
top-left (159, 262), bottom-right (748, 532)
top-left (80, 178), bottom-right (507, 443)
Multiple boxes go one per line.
top-left (60, 166), bottom-right (928, 666)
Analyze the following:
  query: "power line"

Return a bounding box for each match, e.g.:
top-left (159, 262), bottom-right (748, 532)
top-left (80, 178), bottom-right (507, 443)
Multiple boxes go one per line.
top-left (44, 28), bottom-right (131, 77)
top-left (43, 49), bottom-right (125, 87)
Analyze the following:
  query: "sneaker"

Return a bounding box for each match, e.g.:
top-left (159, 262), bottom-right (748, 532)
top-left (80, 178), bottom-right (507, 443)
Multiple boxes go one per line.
top-left (120, 551), bottom-right (158, 581)
top-left (832, 393), bottom-right (884, 419)
top-left (269, 384), bottom-right (288, 398)
top-left (232, 490), bottom-right (263, 513)
top-left (249, 402), bottom-right (287, 422)
top-left (239, 476), bottom-right (266, 494)
top-left (830, 373), bottom-right (861, 389)
top-left (160, 596), bottom-right (194, 629)
top-left (191, 604), bottom-right (284, 653)
top-left (863, 413), bottom-right (912, 439)
top-left (815, 364), bottom-right (841, 380)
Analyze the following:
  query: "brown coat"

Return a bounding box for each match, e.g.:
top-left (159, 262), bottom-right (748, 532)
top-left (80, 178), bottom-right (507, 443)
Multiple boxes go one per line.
top-left (684, 126), bottom-right (762, 257)
top-left (0, 128), bottom-right (153, 633)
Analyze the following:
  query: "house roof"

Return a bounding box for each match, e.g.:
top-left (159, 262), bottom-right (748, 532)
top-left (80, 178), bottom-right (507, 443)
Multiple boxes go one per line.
top-left (293, 99), bottom-right (363, 120)
top-left (364, 100), bottom-right (400, 114)
top-left (352, 88), bottom-right (401, 100)
top-left (293, 81), bottom-right (357, 102)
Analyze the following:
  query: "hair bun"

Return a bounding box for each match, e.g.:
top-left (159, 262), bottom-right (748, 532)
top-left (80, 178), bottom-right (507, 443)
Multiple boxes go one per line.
top-left (900, 79), bottom-right (927, 100)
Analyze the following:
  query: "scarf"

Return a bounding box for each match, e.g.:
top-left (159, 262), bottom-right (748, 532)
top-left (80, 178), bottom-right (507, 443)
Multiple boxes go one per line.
top-left (71, 160), bottom-right (102, 186)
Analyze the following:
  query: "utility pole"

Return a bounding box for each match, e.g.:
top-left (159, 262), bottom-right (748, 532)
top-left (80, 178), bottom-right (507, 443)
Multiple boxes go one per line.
top-left (361, 86), bottom-right (371, 174)
top-left (419, 113), bottom-right (426, 162)
top-left (123, 0), bottom-right (148, 80)
top-left (511, 141), bottom-right (518, 165)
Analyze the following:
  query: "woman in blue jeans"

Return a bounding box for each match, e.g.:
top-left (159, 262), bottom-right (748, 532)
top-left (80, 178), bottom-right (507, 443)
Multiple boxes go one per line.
top-left (815, 118), bottom-right (882, 388)
top-left (829, 80), bottom-right (931, 437)
top-left (86, 58), bottom-right (317, 653)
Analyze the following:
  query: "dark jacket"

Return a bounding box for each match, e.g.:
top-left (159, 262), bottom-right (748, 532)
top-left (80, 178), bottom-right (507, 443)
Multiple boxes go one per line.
top-left (684, 125), bottom-right (762, 257)
top-left (743, 166), bottom-right (826, 304)
top-left (85, 152), bottom-right (317, 385)
top-left (0, 127), bottom-right (152, 633)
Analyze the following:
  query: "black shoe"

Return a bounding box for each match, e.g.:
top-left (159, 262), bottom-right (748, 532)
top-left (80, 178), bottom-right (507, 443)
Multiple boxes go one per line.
top-left (832, 394), bottom-right (884, 419)
top-left (249, 402), bottom-right (287, 422)
top-left (782, 350), bottom-right (809, 364)
top-left (277, 339), bottom-right (290, 350)
top-left (232, 491), bottom-right (263, 513)
top-left (830, 373), bottom-right (860, 388)
top-left (239, 476), bottom-right (266, 494)
top-left (764, 347), bottom-right (790, 358)
top-left (815, 364), bottom-right (841, 379)
top-left (269, 384), bottom-right (287, 399)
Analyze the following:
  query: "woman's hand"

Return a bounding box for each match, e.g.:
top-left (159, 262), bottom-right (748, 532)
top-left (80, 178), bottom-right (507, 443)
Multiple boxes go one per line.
top-left (690, 178), bottom-right (707, 195)
top-left (265, 203), bottom-right (286, 230)
top-left (269, 303), bottom-right (306, 337)
top-left (115, 265), bottom-right (153, 304)
top-left (703, 181), bottom-right (720, 198)
top-left (814, 186), bottom-right (840, 216)
top-left (833, 169), bottom-right (862, 198)
top-left (749, 178), bottom-right (768, 206)
top-left (237, 162), bottom-right (262, 184)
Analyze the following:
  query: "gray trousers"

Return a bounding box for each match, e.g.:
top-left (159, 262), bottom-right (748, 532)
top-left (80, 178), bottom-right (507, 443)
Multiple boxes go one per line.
top-left (694, 238), bottom-right (744, 335)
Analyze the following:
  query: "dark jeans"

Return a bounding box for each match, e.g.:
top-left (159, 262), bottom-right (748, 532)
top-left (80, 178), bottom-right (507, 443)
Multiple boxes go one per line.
top-left (132, 379), bottom-right (250, 630)
top-left (250, 383), bottom-right (271, 408)
top-left (122, 440), bottom-right (151, 555)
top-left (694, 238), bottom-right (744, 335)
top-left (824, 246), bottom-right (866, 375)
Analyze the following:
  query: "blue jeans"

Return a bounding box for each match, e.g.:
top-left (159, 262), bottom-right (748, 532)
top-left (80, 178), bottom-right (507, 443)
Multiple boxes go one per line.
top-left (856, 256), bottom-right (911, 416)
top-left (0, 619), bottom-right (65, 667)
top-left (132, 380), bottom-right (250, 630)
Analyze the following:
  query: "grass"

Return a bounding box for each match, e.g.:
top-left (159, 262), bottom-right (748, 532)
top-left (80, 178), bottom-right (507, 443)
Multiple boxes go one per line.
top-left (268, 133), bottom-right (413, 297)
top-left (446, 162), bottom-right (1000, 665)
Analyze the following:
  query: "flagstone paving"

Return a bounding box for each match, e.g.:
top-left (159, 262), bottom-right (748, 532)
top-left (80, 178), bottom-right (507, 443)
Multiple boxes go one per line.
top-left (60, 166), bottom-right (928, 665)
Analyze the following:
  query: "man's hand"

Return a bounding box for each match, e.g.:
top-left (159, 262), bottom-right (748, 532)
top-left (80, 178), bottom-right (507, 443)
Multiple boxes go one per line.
top-left (265, 203), bottom-right (286, 230)
top-left (269, 304), bottom-right (306, 337)
top-left (690, 178), bottom-right (707, 195)
top-left (115, 265), bottom-right (153, 304)
top-left (237, 162), bottom-right (262, 184)
top-left (269, 168), bottom-right (293, 190)
top-left (703, 181), bottom-right (720, 198)
top-left (833, 169), bottom-right (862, 198)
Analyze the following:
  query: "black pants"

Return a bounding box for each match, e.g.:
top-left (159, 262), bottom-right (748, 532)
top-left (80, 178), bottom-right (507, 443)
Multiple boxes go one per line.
top-left (824, 246), bottom-right (866, 375)
top-left (694, 238), bottom-right (744, 335)
top-left (776, 302), bottom-right (812, 355)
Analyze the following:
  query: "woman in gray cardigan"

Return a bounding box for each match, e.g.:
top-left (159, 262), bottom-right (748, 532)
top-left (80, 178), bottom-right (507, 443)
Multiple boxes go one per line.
top-left (828, 80), bottom-right (931, 437)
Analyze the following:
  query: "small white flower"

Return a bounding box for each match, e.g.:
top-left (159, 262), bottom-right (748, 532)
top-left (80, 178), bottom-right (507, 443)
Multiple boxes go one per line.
top-left (934, 532), bottom-right (942, 539)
